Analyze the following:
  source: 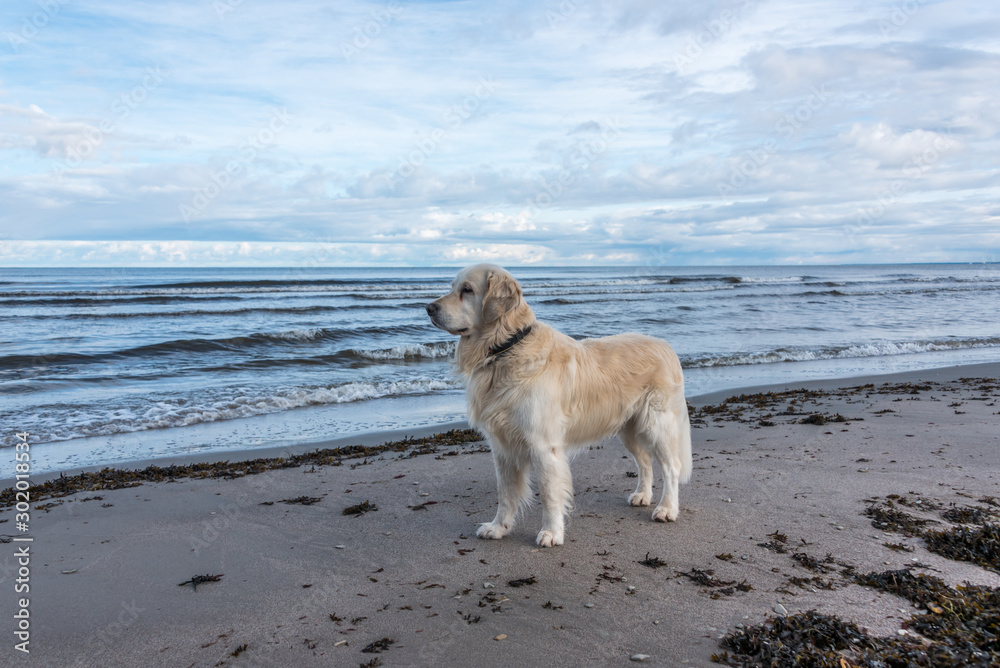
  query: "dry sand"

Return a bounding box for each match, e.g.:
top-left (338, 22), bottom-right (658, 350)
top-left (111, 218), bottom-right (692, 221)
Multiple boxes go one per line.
top-left (2, 363), bottom-right (999, 667)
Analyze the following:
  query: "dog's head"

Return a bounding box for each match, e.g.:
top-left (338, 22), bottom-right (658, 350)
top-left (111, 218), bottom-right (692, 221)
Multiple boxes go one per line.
top-left (426, 264), bottom-right (529, 337)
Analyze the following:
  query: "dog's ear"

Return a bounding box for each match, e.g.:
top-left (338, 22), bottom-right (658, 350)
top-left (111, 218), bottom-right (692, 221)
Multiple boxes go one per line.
top-left (482, 271), bottom-right (522, 323)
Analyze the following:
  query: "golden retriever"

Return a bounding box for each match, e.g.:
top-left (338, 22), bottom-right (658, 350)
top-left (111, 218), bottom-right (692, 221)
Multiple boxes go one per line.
top-left (426, 264), bottom-right (691, 547)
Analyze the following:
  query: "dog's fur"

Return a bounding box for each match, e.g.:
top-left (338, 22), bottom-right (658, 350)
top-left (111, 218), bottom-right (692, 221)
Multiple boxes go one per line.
top-left (426, 264), bottom-right (692, 547)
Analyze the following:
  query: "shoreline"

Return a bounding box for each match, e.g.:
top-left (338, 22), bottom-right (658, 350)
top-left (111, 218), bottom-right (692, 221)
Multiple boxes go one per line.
top-left (5, 360), bottom-right (998, 487)
top-left (1, 361), bottom-right (998, 666)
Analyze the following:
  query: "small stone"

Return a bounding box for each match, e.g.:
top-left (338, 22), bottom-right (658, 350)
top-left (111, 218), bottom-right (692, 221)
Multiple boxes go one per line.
top-left (61, 569), bottom-right (78, 575)
top-left (723, 497), bottom-right (732, 503)
top-left (630, 654), bottom-right (651, 662)
top-left (652, 620), bottom-right (660, 625)
top-left (420, 492), bottom-right (430, 497)
top-left (494, 634), bottom-right (507, 641)
top-left (584, 603), bottom-right (595, 608)
top-left (774, 604), bottom-right (788, 616)
top-left (897, 629), bottom-right (907, 636)
top-left (741, 554), bottom-right (749, 560)
top-left (626, 585), bottom-right (636, 594)
top-left (335, 545), bottom-right (346, 549)
top-left (483, 582), bottom-right (495, 589)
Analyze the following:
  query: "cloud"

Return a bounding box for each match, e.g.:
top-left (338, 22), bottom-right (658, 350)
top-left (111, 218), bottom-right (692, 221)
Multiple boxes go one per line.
top-left (0, 0), bottom-right (997, 266)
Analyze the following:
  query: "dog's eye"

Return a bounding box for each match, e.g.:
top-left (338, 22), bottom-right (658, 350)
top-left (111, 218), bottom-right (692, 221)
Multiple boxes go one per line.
top-left (461, 286), bottom-right (474, 295)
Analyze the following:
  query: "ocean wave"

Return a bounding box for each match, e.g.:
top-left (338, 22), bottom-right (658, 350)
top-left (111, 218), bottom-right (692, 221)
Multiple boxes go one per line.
top-left (15, 303), bottom-right (402, 320)
top-left (347, 341), bottom-right (456, 361)
top-left (685, 337), bottom-right (1000, 368)
top-left (1, 376), bottom-right (463, 446)
top-left (0, 324), bottom-right (431, 370)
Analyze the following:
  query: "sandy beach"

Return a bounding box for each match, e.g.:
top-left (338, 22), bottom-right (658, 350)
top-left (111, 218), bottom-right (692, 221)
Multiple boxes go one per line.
top-left (3, 362), bottom-right (999, 667)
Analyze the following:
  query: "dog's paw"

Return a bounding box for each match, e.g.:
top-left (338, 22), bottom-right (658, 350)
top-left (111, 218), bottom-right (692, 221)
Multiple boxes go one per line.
top-left (652, 505), bottom-right (678, 522)
top-left (628, 491), bottom-right (651, 507)
top-left (535, 529), bottom-right (564, 547)
top-left (477, 522), bottom-right (509, 539)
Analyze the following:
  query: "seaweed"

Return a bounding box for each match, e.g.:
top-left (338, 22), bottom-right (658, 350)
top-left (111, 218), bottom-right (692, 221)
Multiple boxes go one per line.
top-left (638, 552), bottom-right (668, 569)
top-left (678, 568), bottom-right (735, 588)
top-left (281, 496), bottom-right (322, 506)
top-left (923, 523), bottom-right (1000, 572)
top-left (342, 500), bottom-right (377, 516)
top-left (716, 566), bottom-right (1000, 666)
top-left (0, 428), bottom-right (485, 507)
top-left (864, 500), bottom-right (935, 536)
top-left (942, 505), bottom-right (997, 526)
top-left (507, 575), bottom-right (536, 587)
top-left (361, 638), bottom-right (395, 654)
top-left (791, 552), bottom-right (836, 573)
top-left (758, 531), bottom-right (789, 554)
top-left (178, 573), bottom-right (223, 590)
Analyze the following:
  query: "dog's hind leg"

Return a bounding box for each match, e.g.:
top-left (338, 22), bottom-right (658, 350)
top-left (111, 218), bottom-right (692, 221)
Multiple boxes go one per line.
top-left (649, 388), bottom-right (691, 523)
top-left (532, 446), bottom-right (573, 547)
top-left (477, 449), bottom-right (530, 540)
top-left (620, 420), bottom-right (654, 507)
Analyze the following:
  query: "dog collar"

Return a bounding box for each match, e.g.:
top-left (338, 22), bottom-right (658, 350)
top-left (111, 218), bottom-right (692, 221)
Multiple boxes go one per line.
top-left (487, 326), bottom-right (532, 359)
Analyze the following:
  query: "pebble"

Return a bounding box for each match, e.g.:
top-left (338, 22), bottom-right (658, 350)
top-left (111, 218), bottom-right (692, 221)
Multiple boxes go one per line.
top-left (61, 569), bottom-right (78, 575)
top-left (723, 497), bottom-right (732, 503)
top-left (653, 620), bottom-right (660, 625)
top-left (741, 554), bottom-right (749, 560)
top-left (585, 603), bottom-right (595, 608)
top-left (626, 585), bottom-right (636, 594)
top-left (335, 545), bottom-right (346, 549)
top-left (774, 604), bottom-right (788, 617)
top-left (630, 654), bottom-right (651, 662)
top-left (494, 634), bottom-right (507, 641)
top-left (483, 582), bottom-right (495, 589)
top-left (420, 492), bottom-right (430, 497)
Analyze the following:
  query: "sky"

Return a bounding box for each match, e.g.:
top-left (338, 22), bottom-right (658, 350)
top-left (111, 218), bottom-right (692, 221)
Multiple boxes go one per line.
top-left (0, 0), bottom-right (998, 267)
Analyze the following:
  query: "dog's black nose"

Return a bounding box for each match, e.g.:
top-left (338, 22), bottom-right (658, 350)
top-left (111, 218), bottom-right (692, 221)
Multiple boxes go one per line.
top-left (425, 303), bottom-right (439, 317)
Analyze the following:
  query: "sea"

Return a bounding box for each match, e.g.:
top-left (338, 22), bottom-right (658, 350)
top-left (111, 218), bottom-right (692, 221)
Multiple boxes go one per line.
top-left (2, 263), bottom-right (998, 474)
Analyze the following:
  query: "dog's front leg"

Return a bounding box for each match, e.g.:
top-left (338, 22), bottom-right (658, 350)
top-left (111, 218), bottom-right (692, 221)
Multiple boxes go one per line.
top-left (533, 447), bottom-right (572, 547)
top-left (477, 450), bottom-right (529, 540)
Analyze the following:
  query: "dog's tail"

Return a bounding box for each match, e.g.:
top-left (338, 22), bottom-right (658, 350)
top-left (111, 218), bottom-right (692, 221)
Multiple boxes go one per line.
top-left (670, 387), bottom-right (693, 484)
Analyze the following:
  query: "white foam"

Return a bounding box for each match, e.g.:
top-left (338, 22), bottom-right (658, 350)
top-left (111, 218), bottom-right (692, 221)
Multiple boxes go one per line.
top-left (352, 341), bottom-right (456, 360)
top-left (687, 337), bottom-right (1000, 368)
top-left (6, 377), bottom-right (463, 446)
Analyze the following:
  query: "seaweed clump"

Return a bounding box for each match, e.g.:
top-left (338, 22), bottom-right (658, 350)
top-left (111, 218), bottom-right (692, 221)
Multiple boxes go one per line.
top-left (923, 523), bottom-right (1000, 573)
top-left (713, 611), bottom-right (881, 667)
top-left (715, 569), bottom-right (1000, 667)
top-left (342, 500), bottom-right (377, 516)
top-left (864, 499), bottom-right (935, 536)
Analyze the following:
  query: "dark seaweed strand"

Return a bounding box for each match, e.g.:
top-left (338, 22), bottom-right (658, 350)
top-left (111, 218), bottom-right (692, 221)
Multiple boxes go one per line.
top-left (0, 429), bottom-right (484, 508)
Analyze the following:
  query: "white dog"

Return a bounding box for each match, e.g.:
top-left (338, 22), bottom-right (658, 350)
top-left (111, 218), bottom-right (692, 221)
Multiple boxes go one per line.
top-left (426, 264), bottom-right (692, 547)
